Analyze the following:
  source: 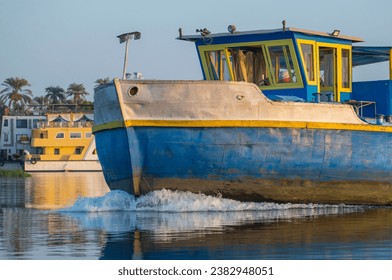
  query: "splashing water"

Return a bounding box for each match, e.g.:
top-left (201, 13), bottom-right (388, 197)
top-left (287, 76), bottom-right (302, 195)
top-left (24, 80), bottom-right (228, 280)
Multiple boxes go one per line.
top-left (58, 189), bottom-right (366, 235)
top-left (60, 188), bottom-right (360, 213)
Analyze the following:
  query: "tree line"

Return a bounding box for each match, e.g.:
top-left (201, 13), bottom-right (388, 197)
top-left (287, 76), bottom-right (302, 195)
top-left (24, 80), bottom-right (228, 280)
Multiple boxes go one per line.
top-left (0, 77), bottom-right (111, 113)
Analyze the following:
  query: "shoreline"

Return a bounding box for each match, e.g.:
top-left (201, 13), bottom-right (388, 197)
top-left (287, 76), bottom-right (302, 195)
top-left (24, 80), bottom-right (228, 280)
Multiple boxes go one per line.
top-left (0, 162), bottom-right (30, 177)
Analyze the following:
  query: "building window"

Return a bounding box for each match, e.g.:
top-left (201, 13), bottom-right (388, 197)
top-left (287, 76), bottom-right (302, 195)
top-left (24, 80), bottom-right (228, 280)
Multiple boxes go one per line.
top-left (56, 132), bottom-right (65, 139)
top-left (70, 132), bottom-right (82, 138)
top-left (16, 119), bottom-right (28, 128)
top-left (3, 119), bottom-right (8, 127)
top-left (32, 119), bottom-right (40, 128)
top-left (54, 148), bottom-right (60, 155)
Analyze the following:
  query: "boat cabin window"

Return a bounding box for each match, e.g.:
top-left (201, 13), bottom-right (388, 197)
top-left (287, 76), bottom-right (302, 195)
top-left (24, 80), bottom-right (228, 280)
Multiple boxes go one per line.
top-left (204, 50), bottom-right (232, 81)
top-left (268, 45), bottom-right (297, 84)
top-left (56, 132), bottom-right (65, 139)
top-left (54, 148), bottom-right (60, 155)
top-left (341, 48), bottom-right (351, 89)
top-left (70, 132), bottom-right (82, 139)
top-left (319, 48), bottom-right (334, 89)
top-left (299, 42), bottom-right (316, 83)
top-left (75, 147), bottom-right (82, 155)
top-left (229, 47), bottom-right (268, 84)
top-left (85, 132), bottom-right (92, 138)
top-left (199, 40), bottom-right (303, 89)
top-left (39, 131), bottom-right (48, 139)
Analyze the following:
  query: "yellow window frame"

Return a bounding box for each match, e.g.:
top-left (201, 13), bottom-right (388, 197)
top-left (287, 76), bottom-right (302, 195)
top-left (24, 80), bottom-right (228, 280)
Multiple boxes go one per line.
top-left (199, 45), bottom-right (235, 81)
top-left (339, 45), bottom-right (352, 92)
top-left (262, 40), bottom-right (303, 89)
top-left (317, 42), bottom-right (352, 102)
top-left (198, 39), bottom-right (303, 89)
top-left (297, 39), bottom-right (317, 85)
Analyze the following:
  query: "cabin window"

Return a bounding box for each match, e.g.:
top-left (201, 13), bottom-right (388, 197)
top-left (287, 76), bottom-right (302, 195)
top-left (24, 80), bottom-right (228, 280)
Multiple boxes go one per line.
top-left (341, 48), bottom-right (351, 89)
top-left (319, 48), bottom-right (335, 89)
top-left (70, 132), bottom-right (82, 138)
top-left (267, 45), bottom-right (297, 84)
top-left (54, 148), bottom-right (60, 155)
top-left (56, 132), bottom-right (65, 139)
top-left (299, 42), bottom-right (316, 83)
top-left (75, 147), bottom-right (82, 154)
top-left (199, 40), bottom-right (303, 89)
top-left (229, 47), bottom-right (268, 85)
top-left (204, 50), bottom-right (231, 81)
top-left (85, 132), bottom-right (92, 138)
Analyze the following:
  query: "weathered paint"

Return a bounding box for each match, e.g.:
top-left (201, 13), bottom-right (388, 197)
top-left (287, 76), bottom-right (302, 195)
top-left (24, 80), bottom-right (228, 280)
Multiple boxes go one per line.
top-left (93, 80), bottom-right (392, 205)
top-left (94, 123), bottom-right (392, 205)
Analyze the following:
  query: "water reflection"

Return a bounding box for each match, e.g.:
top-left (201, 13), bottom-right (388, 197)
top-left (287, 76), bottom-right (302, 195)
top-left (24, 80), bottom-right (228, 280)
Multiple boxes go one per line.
top-left (0, 173), bottom-right (109, 259)
top-left (1, 174), bottom-right (392, 259)
top-left (62, 208), bottom-right (392, 260)
top-left (25, 172), bottom-right (109, 209)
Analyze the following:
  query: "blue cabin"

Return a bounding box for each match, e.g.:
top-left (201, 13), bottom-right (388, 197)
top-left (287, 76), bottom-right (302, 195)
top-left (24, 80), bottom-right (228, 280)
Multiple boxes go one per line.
top-left (178, 25), bottom-right (392, 119)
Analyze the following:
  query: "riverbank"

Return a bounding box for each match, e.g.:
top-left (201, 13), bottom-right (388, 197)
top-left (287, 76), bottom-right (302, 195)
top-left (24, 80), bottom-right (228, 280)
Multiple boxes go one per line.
top-left (0, 162), bottom-right (30, 177)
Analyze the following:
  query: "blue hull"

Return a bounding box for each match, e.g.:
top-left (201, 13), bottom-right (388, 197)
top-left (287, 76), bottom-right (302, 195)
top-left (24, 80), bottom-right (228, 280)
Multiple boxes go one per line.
top-left (95, 125), bottom-right (392, 205)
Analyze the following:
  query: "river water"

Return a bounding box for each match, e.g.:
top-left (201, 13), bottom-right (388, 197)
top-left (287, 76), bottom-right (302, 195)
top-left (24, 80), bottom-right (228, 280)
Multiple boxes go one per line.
top-left (0, 172), bottom-right (391, 260)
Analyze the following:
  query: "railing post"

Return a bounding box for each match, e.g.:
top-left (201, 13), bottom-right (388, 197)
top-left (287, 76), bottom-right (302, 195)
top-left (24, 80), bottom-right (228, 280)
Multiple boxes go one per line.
top-left (389, 48), bottom-right (392, 80)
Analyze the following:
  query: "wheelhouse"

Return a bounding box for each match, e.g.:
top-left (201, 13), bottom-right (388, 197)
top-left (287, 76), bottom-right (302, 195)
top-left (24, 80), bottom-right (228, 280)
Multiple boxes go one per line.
top-left (179, 26), bottom-right (392, 118)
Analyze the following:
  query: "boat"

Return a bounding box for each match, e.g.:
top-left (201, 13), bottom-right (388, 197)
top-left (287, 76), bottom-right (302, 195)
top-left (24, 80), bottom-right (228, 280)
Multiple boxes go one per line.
top-left (93, 24), bottom-right (392, 205)
top-left (24, 113), bottom-right (102, 172)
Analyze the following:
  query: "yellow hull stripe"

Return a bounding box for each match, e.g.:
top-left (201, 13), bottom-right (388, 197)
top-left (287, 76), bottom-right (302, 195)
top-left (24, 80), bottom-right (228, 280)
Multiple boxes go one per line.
top-left (93, 119), bottom-right (392, 134)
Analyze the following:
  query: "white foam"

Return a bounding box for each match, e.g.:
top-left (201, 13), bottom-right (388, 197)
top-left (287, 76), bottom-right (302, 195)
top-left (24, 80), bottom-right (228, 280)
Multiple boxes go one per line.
top-left (60, 188), bottom-right (360, 213)
top-left (58, 189), bottom-right (365, 236)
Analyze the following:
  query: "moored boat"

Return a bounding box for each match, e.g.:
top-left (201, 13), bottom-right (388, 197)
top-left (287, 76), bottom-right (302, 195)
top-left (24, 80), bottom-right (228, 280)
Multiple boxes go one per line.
top-left (24, 113), bottom-right (102, 172)
top-left (93, 25), bottom-right (392, 205)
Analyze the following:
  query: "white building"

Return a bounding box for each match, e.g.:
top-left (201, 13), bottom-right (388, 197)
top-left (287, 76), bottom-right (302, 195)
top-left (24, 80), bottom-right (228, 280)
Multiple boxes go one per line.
top-left (0, 115), bottom-right (46, 160)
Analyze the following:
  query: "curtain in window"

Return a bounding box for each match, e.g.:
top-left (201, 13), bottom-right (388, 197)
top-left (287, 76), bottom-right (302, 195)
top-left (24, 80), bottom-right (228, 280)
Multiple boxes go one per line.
top-left (72, 113), bottom-right (84, 122)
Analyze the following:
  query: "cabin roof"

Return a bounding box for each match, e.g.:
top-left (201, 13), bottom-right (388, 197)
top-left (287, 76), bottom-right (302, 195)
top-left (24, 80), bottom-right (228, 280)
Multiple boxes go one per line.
top-left (177, 27), bottom-right (364, 43)
top-left (352, 46), bottom-right (392, 66)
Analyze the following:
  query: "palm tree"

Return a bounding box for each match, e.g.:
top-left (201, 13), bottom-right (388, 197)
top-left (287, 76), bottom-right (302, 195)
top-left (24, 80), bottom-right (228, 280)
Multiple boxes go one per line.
top-left (94, 78), bottom-right (111, 88)
top-left (0, 77), bottom-right (33, 111)
top-left (33, 95), bottom-right (48, 105)
top-left (45, 86), bottom-right (65, 104)
top-left (66, 83), bottom-right (89, 104)
top-left (33, 95), bottom-right (49, 110)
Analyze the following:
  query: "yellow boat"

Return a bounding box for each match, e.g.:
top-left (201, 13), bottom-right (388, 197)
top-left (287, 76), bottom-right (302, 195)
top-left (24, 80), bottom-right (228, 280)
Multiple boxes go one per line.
top-left (24, 113), bottom-right (102, 172)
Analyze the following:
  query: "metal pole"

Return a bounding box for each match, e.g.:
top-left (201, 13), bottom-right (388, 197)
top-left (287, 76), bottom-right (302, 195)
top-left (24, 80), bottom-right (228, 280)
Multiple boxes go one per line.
top-left (117, 32), bottom-right (140, 79)
top-left (122, 39), bottom-right (129, 79)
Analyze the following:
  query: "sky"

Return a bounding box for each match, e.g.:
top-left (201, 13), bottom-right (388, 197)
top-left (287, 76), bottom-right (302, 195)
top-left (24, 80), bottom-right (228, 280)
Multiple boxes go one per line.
top-left (1, 0), bottom-right (392, 101)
